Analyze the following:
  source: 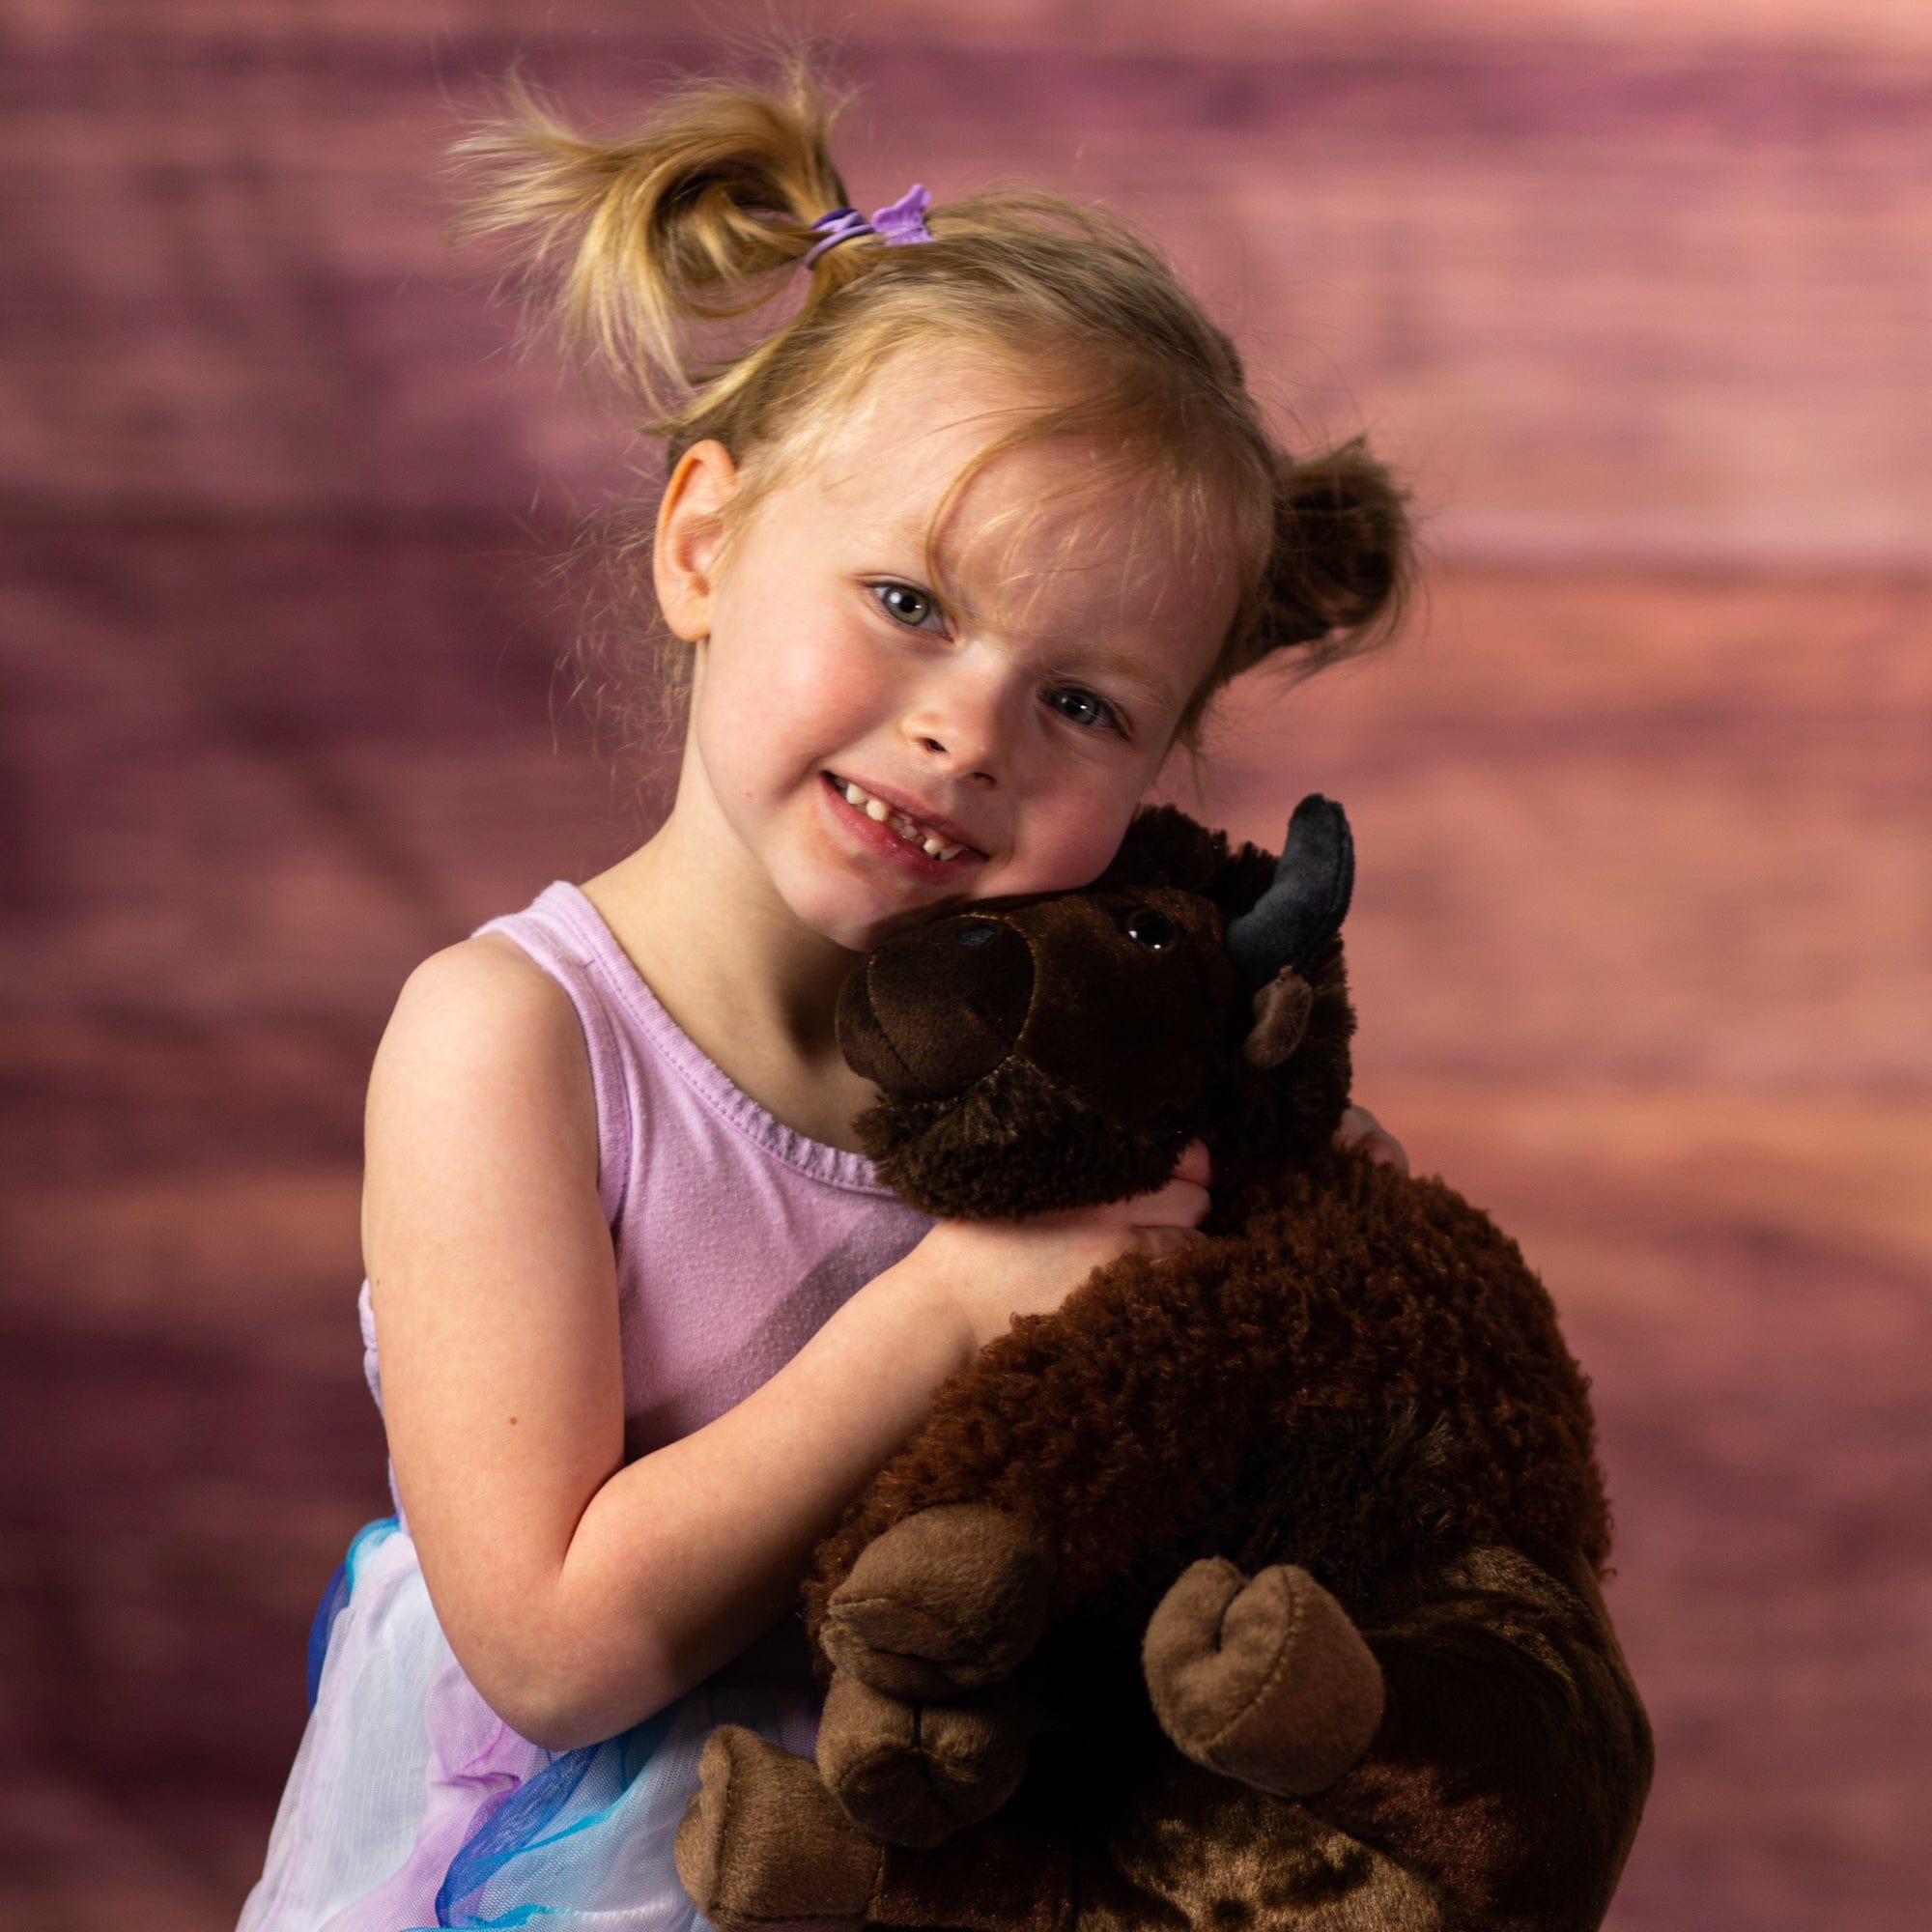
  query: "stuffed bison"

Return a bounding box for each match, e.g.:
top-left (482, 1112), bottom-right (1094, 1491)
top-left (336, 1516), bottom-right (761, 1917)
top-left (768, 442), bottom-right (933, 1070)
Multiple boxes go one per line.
top-left (675, 796), bottom-right (1653, 1931)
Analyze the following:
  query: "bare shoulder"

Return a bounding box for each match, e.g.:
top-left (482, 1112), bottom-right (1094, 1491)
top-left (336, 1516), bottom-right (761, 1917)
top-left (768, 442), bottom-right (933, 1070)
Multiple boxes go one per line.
top-left (361, 935), bottom-right (603, 1236)
top-left (374, 933), bottom-right (584, 1090)
top-left (384, 930), bottom-right (576, 1043)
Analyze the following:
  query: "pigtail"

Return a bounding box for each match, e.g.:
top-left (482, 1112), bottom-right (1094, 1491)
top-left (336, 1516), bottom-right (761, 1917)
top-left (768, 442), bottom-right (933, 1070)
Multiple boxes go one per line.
top-left (1248, 434), bottom-right (1415, 681)
top-left (442, 43), bottom-right (1424, 782)
top-left (441, 48), bottom-right (860, 431)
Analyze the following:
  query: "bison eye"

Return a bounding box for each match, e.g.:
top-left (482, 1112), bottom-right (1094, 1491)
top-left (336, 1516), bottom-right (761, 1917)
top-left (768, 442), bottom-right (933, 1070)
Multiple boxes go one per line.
top-left (1123, 907), bottom-right (1179, 951)
top-left (956, 921), bottom-right (999, 948)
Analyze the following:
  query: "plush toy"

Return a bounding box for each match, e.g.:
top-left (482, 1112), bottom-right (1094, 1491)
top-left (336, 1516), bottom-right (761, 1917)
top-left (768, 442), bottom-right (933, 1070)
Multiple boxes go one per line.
top-left (675, 797), bottom-right (1653, 1931)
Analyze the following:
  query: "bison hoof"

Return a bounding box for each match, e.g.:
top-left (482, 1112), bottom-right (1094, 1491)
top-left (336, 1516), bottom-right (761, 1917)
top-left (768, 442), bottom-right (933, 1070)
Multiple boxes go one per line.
top-left (815, 1667), bottom-right (1029, 1850)
top-left (823, 1504), bottom-right (1053, 1697)
top-left (1143, 1557), bottom-right (1385, 1797)
top-left (673, 1724), bottom-right (883, 1927)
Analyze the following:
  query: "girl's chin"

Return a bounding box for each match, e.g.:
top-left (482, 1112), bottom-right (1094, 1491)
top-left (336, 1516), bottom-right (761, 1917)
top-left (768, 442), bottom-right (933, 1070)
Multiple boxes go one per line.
top-left (804, 895), bottom-right (942, 955)
top-left (788, 869), bottom-right (977, 954)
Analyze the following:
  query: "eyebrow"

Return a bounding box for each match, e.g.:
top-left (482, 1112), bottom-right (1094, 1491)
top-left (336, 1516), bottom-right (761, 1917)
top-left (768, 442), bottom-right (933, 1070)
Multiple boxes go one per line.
top-left (1041, 646), bottom-right (1180, 715)
top-left (853, 505), bottom-right (929, 546)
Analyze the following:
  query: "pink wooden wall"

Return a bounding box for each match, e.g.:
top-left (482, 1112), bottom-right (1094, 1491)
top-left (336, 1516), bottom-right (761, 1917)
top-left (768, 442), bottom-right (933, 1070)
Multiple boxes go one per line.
top-left (3, 3), bottom-right (1926, 1922)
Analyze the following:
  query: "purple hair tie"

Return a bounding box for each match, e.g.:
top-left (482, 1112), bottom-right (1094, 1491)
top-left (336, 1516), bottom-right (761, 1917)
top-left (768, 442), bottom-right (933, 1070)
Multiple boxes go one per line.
top-left (802, 184), bottom-right (935, 269)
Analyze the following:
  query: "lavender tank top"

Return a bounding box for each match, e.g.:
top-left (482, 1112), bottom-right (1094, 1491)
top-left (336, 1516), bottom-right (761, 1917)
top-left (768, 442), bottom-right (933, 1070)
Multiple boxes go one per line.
top-left (355, 880), bottom-right (938, 1497)
top-left (239, 885), bottom-right (942, 1930)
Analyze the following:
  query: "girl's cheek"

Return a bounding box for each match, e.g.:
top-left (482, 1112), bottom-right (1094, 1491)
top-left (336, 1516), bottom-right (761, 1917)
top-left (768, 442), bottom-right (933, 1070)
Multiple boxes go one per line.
top-left (1006, 804), bottom-right (1138, 897)
top-left (788, 621), bottom-right (881, 709)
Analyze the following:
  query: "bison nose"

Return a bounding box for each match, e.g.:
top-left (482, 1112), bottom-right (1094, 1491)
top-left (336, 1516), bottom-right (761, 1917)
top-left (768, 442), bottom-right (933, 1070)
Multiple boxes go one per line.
top-left (837, 917), bottom-right (1036, 1097)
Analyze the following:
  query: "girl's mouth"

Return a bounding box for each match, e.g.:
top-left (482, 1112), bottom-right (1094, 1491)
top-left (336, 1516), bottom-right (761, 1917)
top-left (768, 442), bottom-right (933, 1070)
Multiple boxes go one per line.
top-left (821, 771), bottom-right (986, 879)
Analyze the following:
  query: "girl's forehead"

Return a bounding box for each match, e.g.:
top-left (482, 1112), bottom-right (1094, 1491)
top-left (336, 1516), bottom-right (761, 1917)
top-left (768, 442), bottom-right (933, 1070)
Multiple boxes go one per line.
top-left (760, 345), bottom-right (1239, 635)
top-left (811, 352), bottom-right (1069, 500)
top-left (796, 365), bottom-right (1181, 562)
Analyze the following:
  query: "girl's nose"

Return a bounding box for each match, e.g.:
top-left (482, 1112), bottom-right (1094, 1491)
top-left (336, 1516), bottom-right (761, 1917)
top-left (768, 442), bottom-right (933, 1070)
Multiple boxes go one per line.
top-left (902, 661), bottom-right (1011, 784)
top-left (912, 730), bottom-right (994, 783)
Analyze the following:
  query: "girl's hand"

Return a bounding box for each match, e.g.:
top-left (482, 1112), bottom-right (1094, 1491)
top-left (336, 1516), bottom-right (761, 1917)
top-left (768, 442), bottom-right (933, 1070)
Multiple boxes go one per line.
top-left (906, 1138), bottom-right (1213, 1358)
top-left (1336, 1103), bottom-right (1409, 1175)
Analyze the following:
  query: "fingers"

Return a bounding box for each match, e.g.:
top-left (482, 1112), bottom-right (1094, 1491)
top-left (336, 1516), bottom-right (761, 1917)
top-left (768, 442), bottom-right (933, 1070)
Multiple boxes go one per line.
top-left (1335, 1104), bottom-right (1409, 1176)
top-left (1172, 1138), bottom-right (1213, 1188)
top-left (1104, 1173), bottom-right (1209, 1229)
top-left (1151, 1140), bottom-right (1212, 1227)
top-left (1131, 1147), bottom-right (1212, 1241)
top-left (1128, 1140), bottom-right (1212, 1189)
top-left (1360, 1131), bottom-right (1409, 1175)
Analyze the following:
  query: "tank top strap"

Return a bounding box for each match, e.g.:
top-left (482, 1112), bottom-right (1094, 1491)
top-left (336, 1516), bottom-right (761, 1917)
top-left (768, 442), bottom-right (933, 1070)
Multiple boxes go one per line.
top-left (471, 883), bottom-right (643, 1229)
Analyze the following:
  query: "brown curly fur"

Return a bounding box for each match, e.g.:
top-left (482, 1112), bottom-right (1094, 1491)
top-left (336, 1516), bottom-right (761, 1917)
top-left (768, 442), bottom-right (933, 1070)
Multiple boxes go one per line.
top-left (780, 802), bottom-right (1650, 1928)
top-left (806, 1147), bottom-right (1613, 1652)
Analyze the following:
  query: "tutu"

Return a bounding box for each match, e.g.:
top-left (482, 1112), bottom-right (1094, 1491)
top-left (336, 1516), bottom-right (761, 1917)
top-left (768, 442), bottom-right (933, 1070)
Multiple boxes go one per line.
top-left (237, 881), bottom-right (935, 1928)
top-left (238, 1516), bottom-right (821, 1931)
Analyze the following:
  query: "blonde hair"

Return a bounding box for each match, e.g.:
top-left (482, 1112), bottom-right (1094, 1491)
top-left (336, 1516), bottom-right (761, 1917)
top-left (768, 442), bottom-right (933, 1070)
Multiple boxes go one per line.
top-left (444, 45), bottom-right (1414, 775)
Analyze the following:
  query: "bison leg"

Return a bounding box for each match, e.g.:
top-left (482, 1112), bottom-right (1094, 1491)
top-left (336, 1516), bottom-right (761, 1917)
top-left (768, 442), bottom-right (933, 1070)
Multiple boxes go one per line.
top-left (816, 1666), bottom-right (1030, 1848)
top-left (822, 1504), bottom-right (1053, 1697)
top-left (676, 1720), bottom-right (1077, 1932)
top-left (1143, 1557), bottom-right (1385, 1797)
top-left (673, 1725), bottom-right (882, 1929)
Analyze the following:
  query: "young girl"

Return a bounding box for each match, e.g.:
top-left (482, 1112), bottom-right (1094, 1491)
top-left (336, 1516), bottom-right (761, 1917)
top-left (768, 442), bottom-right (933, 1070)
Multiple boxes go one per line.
top-left (237, 50), bottom-right (1413, 1930)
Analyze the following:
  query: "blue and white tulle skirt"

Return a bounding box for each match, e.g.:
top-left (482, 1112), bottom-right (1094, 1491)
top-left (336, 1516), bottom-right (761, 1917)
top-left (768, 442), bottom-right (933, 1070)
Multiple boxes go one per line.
top-left (237, 1518), bottom-right (819, 1931)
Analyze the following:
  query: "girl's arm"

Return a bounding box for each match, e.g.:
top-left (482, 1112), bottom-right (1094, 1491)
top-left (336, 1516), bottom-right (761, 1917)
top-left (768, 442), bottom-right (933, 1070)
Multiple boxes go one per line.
top-left (366, 936), bottom-right (1210, 1752)
top-left (364, 935), bottom-right (975, 1752)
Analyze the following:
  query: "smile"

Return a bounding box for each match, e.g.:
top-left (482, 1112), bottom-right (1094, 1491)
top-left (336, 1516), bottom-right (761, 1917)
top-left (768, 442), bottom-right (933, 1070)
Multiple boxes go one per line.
top-left (821, 771), bottom-right (985, 873)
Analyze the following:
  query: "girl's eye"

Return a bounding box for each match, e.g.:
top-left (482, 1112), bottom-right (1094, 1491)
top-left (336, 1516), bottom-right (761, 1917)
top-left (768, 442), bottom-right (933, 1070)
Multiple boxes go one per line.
top-left (1046, 687), bottom-right (1122, 734)
top-left (871, 581), bottom-right (946, 633)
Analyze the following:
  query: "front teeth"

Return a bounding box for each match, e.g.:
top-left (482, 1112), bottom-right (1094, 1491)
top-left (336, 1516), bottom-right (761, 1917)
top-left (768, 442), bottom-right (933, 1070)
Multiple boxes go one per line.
top-left (838, 779), bottom-right (965, 861)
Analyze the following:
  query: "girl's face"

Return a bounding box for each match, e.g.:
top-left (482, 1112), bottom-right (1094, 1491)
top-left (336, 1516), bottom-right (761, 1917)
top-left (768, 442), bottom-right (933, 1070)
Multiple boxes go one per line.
top-left (658, 347), bottom-right (1240, 954)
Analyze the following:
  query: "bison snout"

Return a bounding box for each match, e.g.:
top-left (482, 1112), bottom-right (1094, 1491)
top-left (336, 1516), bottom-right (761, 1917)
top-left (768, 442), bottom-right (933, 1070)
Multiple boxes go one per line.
top-left (838, 918), bottom-right (1035, 1098)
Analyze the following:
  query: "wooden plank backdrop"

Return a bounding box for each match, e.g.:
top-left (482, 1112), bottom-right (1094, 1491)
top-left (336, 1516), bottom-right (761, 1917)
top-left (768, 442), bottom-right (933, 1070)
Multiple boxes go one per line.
top-left (2, 3), bottom-right (1926, 1923)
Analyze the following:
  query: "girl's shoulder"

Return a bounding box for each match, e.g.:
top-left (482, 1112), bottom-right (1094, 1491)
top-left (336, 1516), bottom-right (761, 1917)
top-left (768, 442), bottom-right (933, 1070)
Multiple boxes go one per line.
top-left (385, 930), bottom-right (582, 1058)
top-left (379, 869), bottom-right (636, 1094)
top-left (368, 934), bottom-right (597, 1166)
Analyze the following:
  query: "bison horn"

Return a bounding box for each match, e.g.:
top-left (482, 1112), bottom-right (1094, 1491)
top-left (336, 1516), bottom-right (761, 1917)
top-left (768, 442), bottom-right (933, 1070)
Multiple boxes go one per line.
top-left (1224, 794), bottom-right (1355, 991)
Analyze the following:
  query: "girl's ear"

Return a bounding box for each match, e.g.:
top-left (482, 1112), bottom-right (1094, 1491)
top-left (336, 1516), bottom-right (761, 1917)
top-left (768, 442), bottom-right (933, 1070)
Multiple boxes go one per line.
top-left (654, 440), bottom-right (740, 641)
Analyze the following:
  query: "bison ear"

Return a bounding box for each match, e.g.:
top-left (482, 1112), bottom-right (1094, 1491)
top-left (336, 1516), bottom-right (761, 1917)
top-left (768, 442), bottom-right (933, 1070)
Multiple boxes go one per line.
top-left (1242, 967), bottom-right (1314, 1068)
